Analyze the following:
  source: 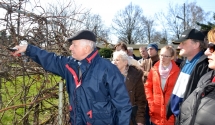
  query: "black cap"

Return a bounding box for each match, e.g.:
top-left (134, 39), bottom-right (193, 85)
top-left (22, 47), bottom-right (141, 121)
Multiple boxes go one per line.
top-left (173, 29), bottom-right (205, 44)
top-left (67, 30), bottom-right (96, 42)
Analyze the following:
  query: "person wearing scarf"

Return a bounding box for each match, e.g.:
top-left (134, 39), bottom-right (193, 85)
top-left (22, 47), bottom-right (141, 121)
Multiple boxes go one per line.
top-left (144, 46), bottom-right (180, 125)
top-left (177, 27), bottom-right (215, 125)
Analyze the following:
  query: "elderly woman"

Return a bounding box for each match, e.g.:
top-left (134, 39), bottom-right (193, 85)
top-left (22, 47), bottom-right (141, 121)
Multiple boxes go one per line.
top-left (144, 46), bottom-right (180, 125)
top-left (178, 28), bottom-right (215, 125)
top-left (112, 50), bottom-right (146, 125)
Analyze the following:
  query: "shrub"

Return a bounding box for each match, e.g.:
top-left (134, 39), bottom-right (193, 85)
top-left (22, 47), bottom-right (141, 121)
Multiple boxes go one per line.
top-left (98, 48), bottom-right (113, 58)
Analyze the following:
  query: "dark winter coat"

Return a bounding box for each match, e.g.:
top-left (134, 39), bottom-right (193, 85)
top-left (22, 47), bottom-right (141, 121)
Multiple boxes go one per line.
top-left (166, 54), bottom-right (210, 119)
top-left (25, 45), bottom-right (132, 125)
top-left (179, 70), bottom-right (215, 125)
top-left (125, 65), bottom-right (147, 124)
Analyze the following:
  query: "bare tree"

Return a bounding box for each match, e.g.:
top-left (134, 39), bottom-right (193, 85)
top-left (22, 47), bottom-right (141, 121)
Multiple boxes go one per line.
top-left (0, 0), bottom-right (98, 124)
top-left (112, 2), bottom-right (144, 44)
top-left (155, 2), bottom-right (181, 40)
top-left (151, 31), bottom-right (166, 44)
top-left (185, 2), bottom-right (210, 29)
top-left (155, 1), bottom-right (210, 41)
top-left (141, 16), bottom-right (156, 43)
top-left (83, 13), bottom-right (110, 44)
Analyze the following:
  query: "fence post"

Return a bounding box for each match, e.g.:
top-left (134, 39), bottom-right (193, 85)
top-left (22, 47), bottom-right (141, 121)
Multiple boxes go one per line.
top-left (0, 71), bottom-right (5, 109)
top-left (58, 79), bottom-right (64, 125)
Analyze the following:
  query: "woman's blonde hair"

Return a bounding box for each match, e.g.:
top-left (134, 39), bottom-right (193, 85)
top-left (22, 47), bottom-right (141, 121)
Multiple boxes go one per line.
top-left (207, 28), bottom-right (215, 43)
top-left (161, 45), bottom-right (176, 57)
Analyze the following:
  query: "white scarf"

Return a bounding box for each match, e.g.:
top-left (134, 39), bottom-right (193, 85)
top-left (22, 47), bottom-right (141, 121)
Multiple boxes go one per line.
top-left (159, 62), bottom-right (172, 78)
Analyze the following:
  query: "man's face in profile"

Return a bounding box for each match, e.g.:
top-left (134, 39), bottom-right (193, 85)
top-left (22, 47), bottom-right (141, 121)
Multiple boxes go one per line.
top-left (147, 47), bottom-right (157, 57)
top-left (69, 40), bottom-right (86, 60)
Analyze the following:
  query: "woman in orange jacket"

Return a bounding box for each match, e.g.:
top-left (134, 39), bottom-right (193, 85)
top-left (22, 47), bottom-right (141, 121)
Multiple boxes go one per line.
top-left (144, 45), bottom-right (180, 125)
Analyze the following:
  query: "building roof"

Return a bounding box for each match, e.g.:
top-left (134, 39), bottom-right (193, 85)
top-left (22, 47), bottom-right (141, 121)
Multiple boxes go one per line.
top-left (96, 43), bottom-right (179, 50)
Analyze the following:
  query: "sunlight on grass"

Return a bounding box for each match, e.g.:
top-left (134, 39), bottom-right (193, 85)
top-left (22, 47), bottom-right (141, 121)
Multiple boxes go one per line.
top-left (1, 74), bottom-right (64, 124)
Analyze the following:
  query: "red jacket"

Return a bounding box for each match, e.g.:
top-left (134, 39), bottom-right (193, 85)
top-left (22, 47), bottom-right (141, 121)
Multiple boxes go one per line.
top-left (144, 60), bottom-right (180, 125)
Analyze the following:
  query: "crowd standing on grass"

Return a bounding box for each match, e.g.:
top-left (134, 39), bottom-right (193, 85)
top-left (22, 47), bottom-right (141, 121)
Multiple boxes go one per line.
top-left (11, 27), bottom-right (215, 125)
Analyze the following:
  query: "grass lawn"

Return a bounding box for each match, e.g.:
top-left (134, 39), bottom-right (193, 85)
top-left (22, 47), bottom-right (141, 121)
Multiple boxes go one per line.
top-left (0, 74), bottom-right (67, 125)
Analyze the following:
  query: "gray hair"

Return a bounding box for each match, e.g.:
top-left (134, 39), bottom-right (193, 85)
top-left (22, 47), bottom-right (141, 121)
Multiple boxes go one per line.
top-left (80, 39), bottom-right (96, 50)
top-left (192, 39), bottom-right (206, 51)
top-left (127, 47), bottom-right (133, 52)
top-left (139, 46), bottom-right (147, 50)
top-left (113, 50), bottom-right (131, 65)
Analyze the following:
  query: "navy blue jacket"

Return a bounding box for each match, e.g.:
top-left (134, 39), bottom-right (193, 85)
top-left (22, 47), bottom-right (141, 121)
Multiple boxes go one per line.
top-left (25, 45), bottom-right (132, 125)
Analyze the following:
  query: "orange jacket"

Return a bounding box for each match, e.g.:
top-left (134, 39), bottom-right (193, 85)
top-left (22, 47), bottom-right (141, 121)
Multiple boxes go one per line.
top-left (144, 60), bottom-right (180, 125)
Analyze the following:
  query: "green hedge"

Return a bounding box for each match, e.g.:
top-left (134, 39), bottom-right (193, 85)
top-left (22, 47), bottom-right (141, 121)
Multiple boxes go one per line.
top-left (98, 48), bottom-right (113, 58)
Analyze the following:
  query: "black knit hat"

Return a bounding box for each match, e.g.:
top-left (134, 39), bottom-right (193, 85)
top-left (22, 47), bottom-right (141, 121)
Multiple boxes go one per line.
top-left (67, 30), bottom-right (96, 42)
top-left (173, 29), bottom-right (205, 44)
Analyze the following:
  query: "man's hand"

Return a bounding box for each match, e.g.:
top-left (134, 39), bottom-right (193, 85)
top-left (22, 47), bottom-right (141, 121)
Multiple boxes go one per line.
top-left (12, 45), bottom-right (28, 56)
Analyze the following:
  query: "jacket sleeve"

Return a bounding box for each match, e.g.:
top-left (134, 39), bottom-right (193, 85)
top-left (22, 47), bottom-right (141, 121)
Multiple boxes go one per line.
top-left (140, 59), bottom-right (149, 77)
top-left (135, 71), bottom-right (146, 123)
top-left (106, 66), bottom-right (132, 125)
top-left (144, 69), bottom-right (154, 105)
top-left (139, 59), bottom-right (145, 69)
top-left (25, 44), bottom-right (69, 79)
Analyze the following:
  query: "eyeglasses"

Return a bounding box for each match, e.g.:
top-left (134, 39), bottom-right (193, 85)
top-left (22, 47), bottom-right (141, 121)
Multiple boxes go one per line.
top-left (160, 54), bottom-right (171, 58)
top-left (208, 43), bottom-right (215, 53)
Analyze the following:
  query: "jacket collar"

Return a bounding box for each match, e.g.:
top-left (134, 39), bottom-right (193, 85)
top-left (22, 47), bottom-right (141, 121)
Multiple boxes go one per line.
top-left (80, 49), bottom-right (98, 64)
top-left (197, 70), bottom-right (215, 87)
top-left (68, 49), bottom-right (99, 72)
top-left (153, 60), bottom-right (178, 71)
top-left (150, 54), bottom-right (159, 62)
top-left (150, 55), bottom-right (160, 66)
top-left (78, 49), bottom-right (99, 72)
top-left (186, 51), bottom-right (204, 63)
top-left (181, 51), bottom-right (206, 66)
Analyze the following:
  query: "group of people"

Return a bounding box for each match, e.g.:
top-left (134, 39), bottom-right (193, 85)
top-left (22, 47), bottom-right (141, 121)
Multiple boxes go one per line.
top-left (11, 27), bottom-right (215, 125)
